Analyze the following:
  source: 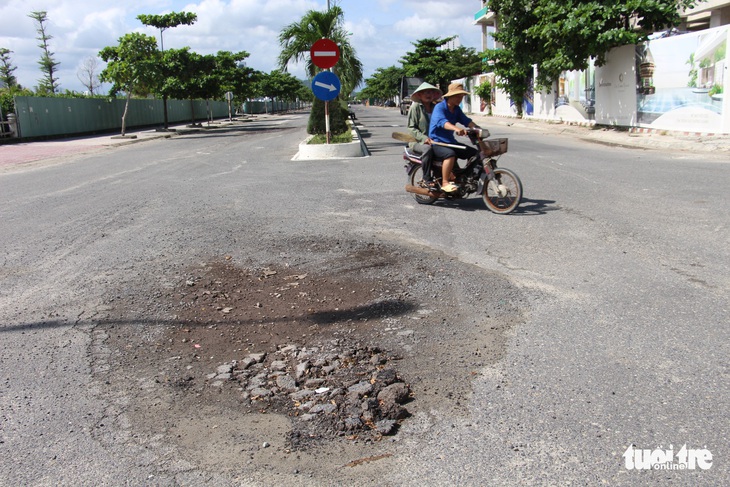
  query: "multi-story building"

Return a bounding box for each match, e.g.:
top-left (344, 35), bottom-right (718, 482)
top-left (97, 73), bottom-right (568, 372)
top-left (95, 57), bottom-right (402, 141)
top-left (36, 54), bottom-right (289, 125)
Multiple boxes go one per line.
top-left (680, 0), bottom-right (730, 31)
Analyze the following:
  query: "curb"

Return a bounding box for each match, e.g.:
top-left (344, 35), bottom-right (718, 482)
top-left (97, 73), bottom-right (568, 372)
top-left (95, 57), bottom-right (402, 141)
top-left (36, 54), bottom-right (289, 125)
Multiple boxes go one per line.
top-left (471, 114), bottom-right (730, 154)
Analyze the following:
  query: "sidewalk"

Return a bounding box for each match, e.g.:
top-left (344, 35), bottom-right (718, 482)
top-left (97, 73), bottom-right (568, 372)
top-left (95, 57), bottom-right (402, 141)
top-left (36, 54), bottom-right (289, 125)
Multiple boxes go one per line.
top-left (0, 117), bottom-right (256, 168)
top-left (471, 114), bottom-right (730, 156)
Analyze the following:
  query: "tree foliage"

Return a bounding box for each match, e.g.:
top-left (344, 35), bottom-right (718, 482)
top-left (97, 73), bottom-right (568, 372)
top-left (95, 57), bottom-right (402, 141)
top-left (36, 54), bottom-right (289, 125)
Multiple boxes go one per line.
top-left (257, 70), bottom-right (307, 102)
top-left (137, 12), bottom-right (198, 51)
top-left (99, 33), bottom-right (160, 96)
top-left (28, 11), bottom-right (60, 94)
top-left (138, 11), bottom-right (198, 128)
top-left (158, 48), bottom-right (256, 121)
top-left (486, 0), bottom-right (700, 112)
top-left (278, 6), bottom-right (363, 98)
top-left (307, 98), bottom-right (350, 135)
top-left (99, 33), bottom-right (160, 134)
top-left (359, 65), bottom-right (404, 101)
top-left (400, 36), bottom-right (483, 93)
top-left (524, 0), bottom-right (700, 87)
top-left (0, 48), bottom-right (18, 89)
top-left (213, 51), bottom-right (258, 103)
top-left (159, 48), bottom-right (209, 102)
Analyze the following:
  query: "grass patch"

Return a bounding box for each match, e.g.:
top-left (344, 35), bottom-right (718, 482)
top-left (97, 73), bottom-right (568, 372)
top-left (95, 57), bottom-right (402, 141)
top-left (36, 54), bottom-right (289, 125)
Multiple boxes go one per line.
top-left (308, 131), bottom-right (353, 144)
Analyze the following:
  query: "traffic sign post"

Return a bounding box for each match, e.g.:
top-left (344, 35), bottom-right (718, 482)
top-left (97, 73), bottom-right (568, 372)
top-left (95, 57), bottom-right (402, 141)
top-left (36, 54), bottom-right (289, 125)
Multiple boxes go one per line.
top-left (310, 39), bottom-right (342, 144)
top-left (311, 71), bottom-right (341, 144)
top-left (311, 71), bottom-right (341, 102)
top-left (310, 39), bottom-right (340, 69)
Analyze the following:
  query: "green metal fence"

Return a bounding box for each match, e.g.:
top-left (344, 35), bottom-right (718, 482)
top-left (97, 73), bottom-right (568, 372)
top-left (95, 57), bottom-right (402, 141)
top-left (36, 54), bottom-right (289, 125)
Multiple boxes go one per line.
top-left (12, 96), bottom-right (230, 138)
top-left (242, 100), bottom-right (304, 114)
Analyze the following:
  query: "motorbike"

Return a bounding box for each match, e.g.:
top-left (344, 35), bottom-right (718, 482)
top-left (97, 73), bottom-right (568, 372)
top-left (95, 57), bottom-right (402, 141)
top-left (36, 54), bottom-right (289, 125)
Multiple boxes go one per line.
top-left (395, 128), bottom-right (523, 214)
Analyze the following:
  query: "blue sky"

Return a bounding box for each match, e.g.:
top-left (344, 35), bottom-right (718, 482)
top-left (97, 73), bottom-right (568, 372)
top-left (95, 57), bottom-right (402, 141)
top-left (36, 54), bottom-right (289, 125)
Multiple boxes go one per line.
top-left (0, 0), bottom-right (484, 93)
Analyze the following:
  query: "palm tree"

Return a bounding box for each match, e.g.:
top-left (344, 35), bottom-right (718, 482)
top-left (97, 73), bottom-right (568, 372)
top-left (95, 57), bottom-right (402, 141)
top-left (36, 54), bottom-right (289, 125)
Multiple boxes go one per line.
top-left (278, 6), bottom-right (362, 98)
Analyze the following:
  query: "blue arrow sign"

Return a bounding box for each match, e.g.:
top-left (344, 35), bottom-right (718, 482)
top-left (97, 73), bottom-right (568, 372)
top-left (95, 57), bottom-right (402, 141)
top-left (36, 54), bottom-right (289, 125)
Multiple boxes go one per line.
top-left (311, 71), bottom-right (341, 101)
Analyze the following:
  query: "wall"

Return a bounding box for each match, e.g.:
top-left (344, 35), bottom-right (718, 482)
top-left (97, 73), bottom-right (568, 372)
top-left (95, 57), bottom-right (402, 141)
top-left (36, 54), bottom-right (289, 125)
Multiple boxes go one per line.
top-left (465, 25), bottom-right (730, 134)
top-left (636, 25), bottom-right (728, 133)
top-left (13, 96), bottom-right (229, 139)
top-left (594, 44), bottom-right (638, 126)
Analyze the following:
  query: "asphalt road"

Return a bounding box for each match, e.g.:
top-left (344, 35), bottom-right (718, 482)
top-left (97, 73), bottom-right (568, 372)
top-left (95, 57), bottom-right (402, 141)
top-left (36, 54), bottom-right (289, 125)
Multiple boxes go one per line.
top-left (0, 106), bottom-right (728, 485)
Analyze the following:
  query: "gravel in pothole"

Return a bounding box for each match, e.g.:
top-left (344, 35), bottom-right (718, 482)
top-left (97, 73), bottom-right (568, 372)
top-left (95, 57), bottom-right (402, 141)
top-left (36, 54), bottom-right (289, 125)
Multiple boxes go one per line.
top-left (94, 237), bottom-right (522, 469)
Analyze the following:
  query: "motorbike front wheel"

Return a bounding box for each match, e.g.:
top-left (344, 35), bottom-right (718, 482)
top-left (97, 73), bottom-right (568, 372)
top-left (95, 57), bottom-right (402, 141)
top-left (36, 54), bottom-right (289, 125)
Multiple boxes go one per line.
top-left (408, 165), bottom-right (438, 205)
top-left (483, 168), bottom-right (522, 214)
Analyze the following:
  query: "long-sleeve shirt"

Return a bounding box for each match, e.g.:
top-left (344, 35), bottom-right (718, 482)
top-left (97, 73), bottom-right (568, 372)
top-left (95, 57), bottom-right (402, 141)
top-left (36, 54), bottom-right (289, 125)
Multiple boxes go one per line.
top-left (406, 101), bottom-right (431, 148)
top-left (429, 99), bottom-right (473, 144)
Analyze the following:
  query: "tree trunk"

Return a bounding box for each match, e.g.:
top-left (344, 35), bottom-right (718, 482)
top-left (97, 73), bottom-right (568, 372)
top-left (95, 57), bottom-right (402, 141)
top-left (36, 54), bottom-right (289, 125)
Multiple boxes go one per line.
top-left (121, 91), bottom-right (131, 136)
top-left (163, 95), bottom-right (169, 129)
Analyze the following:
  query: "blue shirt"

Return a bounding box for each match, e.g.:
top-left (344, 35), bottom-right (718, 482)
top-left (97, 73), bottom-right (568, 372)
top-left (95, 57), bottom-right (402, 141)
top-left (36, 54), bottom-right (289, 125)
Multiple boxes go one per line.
top-left (428, 99), bottom-right (473, 144)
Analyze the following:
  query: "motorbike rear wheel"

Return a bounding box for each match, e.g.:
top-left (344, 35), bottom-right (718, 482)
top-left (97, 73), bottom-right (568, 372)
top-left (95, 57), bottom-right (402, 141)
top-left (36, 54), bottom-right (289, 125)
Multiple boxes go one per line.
top-left (483, 168), bottom-right (522, 214)
top-left (408, 165), bottom-right (438, 205)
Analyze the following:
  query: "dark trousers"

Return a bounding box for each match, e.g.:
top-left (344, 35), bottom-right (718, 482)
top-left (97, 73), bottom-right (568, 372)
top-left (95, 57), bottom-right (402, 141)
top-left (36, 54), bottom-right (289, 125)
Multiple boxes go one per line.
top-left (412, 143), bottom-right (434, 182)
top-left (431, 143), bottom-right (479, 167)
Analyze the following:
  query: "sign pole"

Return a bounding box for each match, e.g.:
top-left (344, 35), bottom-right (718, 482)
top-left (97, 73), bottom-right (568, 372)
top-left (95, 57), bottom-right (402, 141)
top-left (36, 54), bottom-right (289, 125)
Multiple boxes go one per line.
top-left (310, 39), bottom-right (341, 146)
top-left (325, 101), bottom-right (331, 144)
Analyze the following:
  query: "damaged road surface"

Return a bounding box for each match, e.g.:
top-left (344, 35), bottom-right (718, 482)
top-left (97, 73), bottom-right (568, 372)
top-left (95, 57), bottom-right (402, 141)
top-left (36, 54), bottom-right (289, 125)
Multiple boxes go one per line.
top-left (92, 237), bottom-right (522, 484)
top-left (8, 108), bottom-right (725, 485)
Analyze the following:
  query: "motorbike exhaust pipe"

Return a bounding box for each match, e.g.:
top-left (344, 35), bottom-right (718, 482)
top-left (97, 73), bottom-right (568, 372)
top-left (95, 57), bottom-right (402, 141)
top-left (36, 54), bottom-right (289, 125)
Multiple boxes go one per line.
top-left (405, 184), bottom-right (439, 196)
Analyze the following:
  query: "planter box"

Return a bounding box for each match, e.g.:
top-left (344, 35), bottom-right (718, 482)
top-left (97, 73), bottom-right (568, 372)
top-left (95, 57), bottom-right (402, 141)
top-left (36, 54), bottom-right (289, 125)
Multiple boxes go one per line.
top-left (293, 130), bottom-right (367, 160)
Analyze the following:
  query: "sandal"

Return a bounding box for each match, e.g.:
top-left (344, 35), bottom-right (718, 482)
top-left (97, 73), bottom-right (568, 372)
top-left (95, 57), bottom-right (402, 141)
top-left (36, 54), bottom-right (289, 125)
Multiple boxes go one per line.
top-left (441, 182), bottom-right (459, 193)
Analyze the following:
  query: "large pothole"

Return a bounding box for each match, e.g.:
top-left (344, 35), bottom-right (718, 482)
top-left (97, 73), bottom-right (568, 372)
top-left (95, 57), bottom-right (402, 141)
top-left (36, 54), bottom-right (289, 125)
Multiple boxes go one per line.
top-left (90, 237), bottom-right (524, 482)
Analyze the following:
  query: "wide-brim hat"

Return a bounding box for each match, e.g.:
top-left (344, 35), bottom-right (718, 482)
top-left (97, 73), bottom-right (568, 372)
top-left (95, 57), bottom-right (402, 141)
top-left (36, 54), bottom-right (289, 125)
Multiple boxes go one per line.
top-left (443, 82), bottom-right (470, 98)
top-left (410, 82), bottom-right (443, 103)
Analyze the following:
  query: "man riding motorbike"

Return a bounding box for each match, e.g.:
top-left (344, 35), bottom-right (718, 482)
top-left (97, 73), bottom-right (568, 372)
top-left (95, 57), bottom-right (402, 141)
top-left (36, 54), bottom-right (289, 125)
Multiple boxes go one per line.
top-left (406, 82), bottom-right (442, 190)
top-left (428, 82), bottom-right (483, 193)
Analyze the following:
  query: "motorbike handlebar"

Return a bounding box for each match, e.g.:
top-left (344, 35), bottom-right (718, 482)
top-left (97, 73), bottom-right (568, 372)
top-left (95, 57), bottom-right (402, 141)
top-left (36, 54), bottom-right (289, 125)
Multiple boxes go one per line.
top-left (466, 127), bottom-right (490, 140)
top-left (466, 128), bottom-right (490, 145)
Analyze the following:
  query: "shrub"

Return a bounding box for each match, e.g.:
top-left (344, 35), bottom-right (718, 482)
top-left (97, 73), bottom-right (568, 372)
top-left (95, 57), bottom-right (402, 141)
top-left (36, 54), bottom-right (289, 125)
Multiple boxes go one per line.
top-left (0, 88), bottom-right (33, 120)
top-left (307, 98), bottom-right (350, 135)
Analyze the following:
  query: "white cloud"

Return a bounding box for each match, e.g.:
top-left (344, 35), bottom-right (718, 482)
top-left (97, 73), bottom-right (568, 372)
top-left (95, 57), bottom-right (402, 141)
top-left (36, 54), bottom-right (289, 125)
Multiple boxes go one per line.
top-left (0, 0), bottom-right (485, 92)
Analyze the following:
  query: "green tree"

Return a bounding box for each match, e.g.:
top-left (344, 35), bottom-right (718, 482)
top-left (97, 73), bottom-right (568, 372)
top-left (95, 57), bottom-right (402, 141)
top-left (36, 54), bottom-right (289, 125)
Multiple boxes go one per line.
top-left (28, 11), bottom-right (60, 94)
top-left (137, 11), bottom-right (197, 128)
top-left (213, 51), bottom-right (257, 107)
top-left (160, 49), bottom-right (243, 124)
top-left (0, 48), bottom-right (18, 89)
top-left (136, 12), bottom-right (198, 51)
top-left (99, 33), bottom-right (161, 135)
top-left (400, 37), bottom-right (483, 93)
top-left (278, 6), bottom-right (363, 102)
top-left (486, 0), bottom-right (699, 113)
top-left (258, 70), bottom-right (306, 104)
top-left (159, 49), bottom-right (214, 124)
top-left (360, 65), bottom-right (404, 102)
top-left (524, 0), bottom-right (699, 88)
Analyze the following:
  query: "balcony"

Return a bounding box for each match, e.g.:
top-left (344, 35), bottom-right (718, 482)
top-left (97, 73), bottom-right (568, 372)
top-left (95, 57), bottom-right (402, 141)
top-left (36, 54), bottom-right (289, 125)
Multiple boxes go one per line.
top-left (474, 5), bottom-right (496, 26)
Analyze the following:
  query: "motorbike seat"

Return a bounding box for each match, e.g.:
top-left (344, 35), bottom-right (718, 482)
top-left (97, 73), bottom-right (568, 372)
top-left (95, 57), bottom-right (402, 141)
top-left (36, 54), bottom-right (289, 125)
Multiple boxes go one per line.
top-left (403, 147), bottom-right (444, 165)
top-left (403, 147), bottom-right (422, 161)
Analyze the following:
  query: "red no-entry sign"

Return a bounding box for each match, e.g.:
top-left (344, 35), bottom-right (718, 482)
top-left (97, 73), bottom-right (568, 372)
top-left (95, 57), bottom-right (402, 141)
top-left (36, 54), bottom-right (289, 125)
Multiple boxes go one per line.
top-left (310, 38), bottom-right (340, 69)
